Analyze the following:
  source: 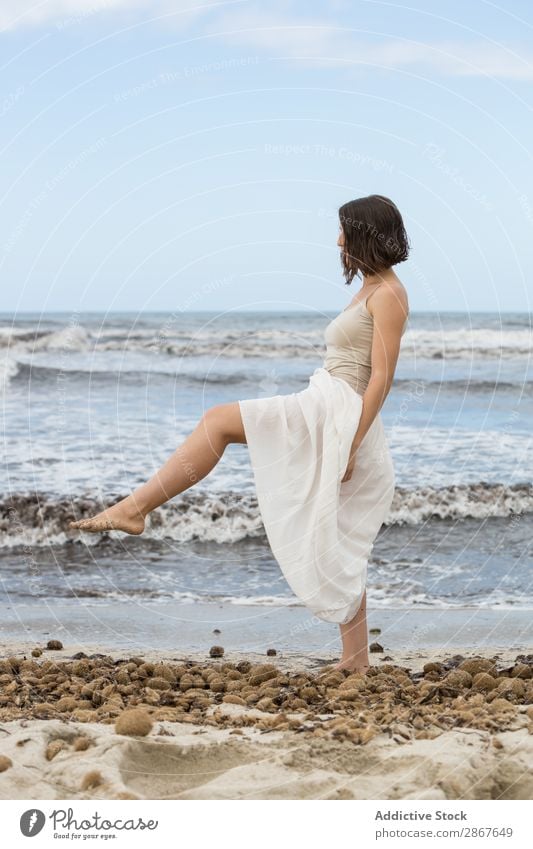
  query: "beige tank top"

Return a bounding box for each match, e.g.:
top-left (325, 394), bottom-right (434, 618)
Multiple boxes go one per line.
top-left (323, 285), bottom-right (409, 396)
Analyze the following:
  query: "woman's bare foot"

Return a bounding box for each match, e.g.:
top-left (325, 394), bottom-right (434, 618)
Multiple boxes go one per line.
top-left (333, 658), bottom-right (370, 675)
top-left (69, 496), bottom-right (146, 535)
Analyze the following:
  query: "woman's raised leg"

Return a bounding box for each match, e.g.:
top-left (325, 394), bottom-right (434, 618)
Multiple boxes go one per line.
top-left (69, 402), bottom-right (246, 534)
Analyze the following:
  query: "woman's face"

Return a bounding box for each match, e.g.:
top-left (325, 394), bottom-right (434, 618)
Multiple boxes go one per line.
top-left (337, 224), bottom-right (345, 248)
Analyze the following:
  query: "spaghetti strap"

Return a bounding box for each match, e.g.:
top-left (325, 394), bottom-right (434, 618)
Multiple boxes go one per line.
top-left (364, 282), bottom-right (383, 310)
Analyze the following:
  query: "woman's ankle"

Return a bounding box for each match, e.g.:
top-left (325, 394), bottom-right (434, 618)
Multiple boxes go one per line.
top-left (339, 644), bottom-right (369, 664)
top-left (341, 652), bottom-right (369, 666)
top-left (122, 495), bottom-right (149, 521)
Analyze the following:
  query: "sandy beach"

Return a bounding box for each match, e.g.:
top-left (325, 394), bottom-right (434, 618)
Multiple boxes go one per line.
top-left (2, 0), bottom-right (533, 820)
top-left (0, 641), bottom-right (532, 801)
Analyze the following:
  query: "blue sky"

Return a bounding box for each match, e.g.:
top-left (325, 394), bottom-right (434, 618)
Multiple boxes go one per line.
top-left (1, 0), bottom-right (532, 313)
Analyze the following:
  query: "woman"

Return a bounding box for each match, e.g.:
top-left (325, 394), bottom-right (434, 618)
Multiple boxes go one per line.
top-left (70, 194), bottom-right (410, 674)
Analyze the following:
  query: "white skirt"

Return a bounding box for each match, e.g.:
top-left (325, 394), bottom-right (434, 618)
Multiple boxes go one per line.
top-left (238, 367), bottom-right (396, 625)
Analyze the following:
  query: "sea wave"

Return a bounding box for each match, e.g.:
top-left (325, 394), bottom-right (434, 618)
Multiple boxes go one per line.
top-left (10, 361), bottom-right (295, 388)
top-left (9, 586), bottom-right (531, 610)
top-left (0, 353), bottom-right (19, 392)
top-left (2, 318), bottom-right (532, 393)
top-left (2, 321), bottom-right (532, 360)
top-left (9, 361), bottom-right (531, 394)
top-left (1, 483), bottom-right (532, 549)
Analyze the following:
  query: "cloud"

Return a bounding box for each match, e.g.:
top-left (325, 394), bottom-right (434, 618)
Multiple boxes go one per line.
top-left (0, 0), bottom-right (207, 32)
top-left (2, 1), bottom-right (532, 82)
top-left (213, 8), bottom-right (533, 80)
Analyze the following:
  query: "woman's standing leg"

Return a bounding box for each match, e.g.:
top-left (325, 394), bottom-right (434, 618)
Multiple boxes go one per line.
top-left (333, 413), bottom-right (395, 674)
top-left (334, 590), bottom-right (370, 673)
top-left (70, 402), bottom-right (246, 533)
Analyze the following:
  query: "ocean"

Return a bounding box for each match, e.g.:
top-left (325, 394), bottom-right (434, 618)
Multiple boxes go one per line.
top-left (1, 309), bottom-right (532, 626)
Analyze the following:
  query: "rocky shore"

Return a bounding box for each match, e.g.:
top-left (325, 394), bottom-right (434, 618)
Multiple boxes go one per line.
top-left (0, 644), bottom-right (532, 799)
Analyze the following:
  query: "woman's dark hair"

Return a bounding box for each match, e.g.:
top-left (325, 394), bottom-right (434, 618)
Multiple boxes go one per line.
top-left (338, 194), bottom-right (410, 285)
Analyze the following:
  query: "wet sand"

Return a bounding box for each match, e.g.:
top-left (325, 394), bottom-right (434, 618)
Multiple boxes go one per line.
top-left (0, 641), bottom-right (532, 800)
top-left (3, 601), bottom-right (532, 655)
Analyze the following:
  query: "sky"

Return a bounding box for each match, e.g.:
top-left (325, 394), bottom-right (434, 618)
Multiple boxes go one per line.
top-left (1, 0), bottom-right (532, 314)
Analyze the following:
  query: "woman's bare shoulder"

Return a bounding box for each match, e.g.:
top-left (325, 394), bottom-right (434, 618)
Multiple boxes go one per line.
top-left (368, 279), bottom-right (409, 319)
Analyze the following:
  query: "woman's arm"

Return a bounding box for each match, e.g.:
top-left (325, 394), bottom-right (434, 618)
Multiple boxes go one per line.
top-left (341, 286), bottom-right (408, 482)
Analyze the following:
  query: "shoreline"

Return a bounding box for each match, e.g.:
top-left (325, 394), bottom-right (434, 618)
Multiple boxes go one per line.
top-left (0, 640), bottom-right (531, 675)
top-left (2, 603), bottom-right (532, 657)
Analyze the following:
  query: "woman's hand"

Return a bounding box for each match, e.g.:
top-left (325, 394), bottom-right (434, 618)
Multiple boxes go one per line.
top-left (341, 452), bottom-right (356, 483)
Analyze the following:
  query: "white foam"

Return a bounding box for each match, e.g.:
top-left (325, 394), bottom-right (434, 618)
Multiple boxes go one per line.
top-left (0, 353), bottom-right (19, 393)
top-left (1, 484), bottom-right (532, 549)
top-left (3, 321), bottom-right (531, 360)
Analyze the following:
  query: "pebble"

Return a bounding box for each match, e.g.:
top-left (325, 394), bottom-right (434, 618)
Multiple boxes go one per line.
top-left (46, 640), bottom-right (63, 651)
top-left (443, 670), bottom-right (472, 688)
top-left (0, 652), bottom-right (529, 747)
top-left (56, 697), bottom-right (79, 712)
top-left (472, 673), bottom-right (497, 692)
top-left (248, 665), bottom-right (278, 686)
top-left (115, 709), bottom-right (153, 737)
top-left (488, 698), bottom-right (517, 714)
top-left (148, 677), bottom-right (171, 691)
top-left (424, 662), bottom-right (444, 674)
top-left (223, 695), bottom-right (246, 706)
top-left (152, 665), bottom-right (176, 683)
top-left (0, 755), bottom-right (12, 772)
top-left (511, 663), bottom-right (531, 679)
top-left (81, 770), bottom-right (103, 790)
top-left (72, 709), bottom-right (95, 723)
top-left (45, 740), bottom-right (66, 761)
top-left (321, 671), bottom-right (344, 687)
top-left (73, 736), bottom-right (91, 751)
top-left (459, 658), bottom-right (495, 676)
top-left (497, 678), bottom-right (525, 697)
top-left (209, 646), bottom-right (224, 658)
